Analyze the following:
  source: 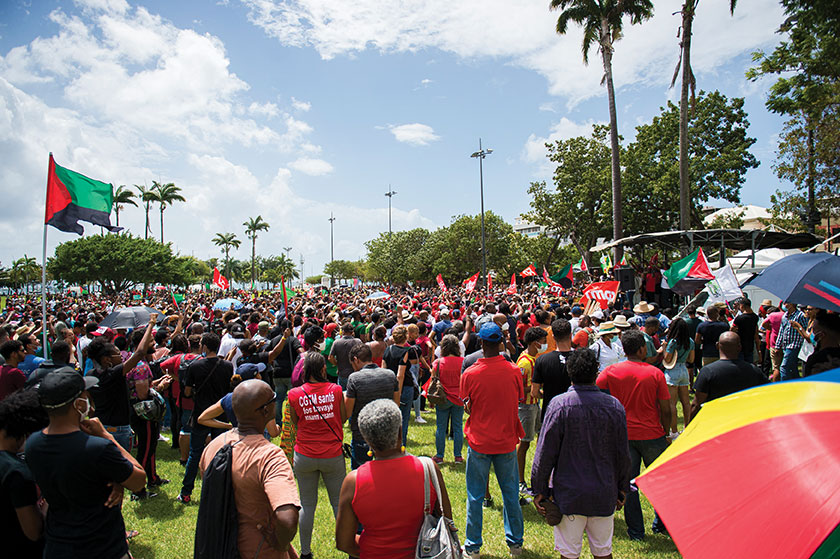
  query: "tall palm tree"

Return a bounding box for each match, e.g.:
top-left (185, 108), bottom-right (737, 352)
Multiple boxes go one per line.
top-left (12, 255), bottom-right (38, 294)
top-left (113, 185), bottom-right (138, 228)
top-left (212, 232), bottom-right (241, 288)
top-left (243, 216), bottom-right (270, 290)
top-left (134, 184), bottom-right (156, 240)
top-left (148, 181), bottom-right (185, 243)
top-left (671, 0), bottom-right (737, 229)
top-left (550, 0), bottom-right (654, 263)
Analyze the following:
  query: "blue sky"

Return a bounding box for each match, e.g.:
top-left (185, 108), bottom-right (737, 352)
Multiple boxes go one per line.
top-left (0, 0), bottom-right (790, 279)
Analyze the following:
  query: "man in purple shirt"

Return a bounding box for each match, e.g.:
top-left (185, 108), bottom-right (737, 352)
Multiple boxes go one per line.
top-left (531, 347), bottom-right (630, 559)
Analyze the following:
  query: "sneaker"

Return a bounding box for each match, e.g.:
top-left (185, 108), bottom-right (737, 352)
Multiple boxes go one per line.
top-left (483, 497), bottom-right (493, 508)
top-left (176, 494), bottom-right (191, 504)
top-left (509, 545), bottom-right (523, 557)
top-left (149, 477), bottom-right (170, 487)
top-left (652, 524), bottom-right (670, 536)
top-left (130, 490), bottom-right (158, 501)
top-left (414, 416), bottom-right (427, 424)
top-left (300, 554), bottom-right (313, 559)
top-left (432, 456), bottom-right (444, 464)
top-left (519, 496), bottom-right (532, 506)
top-left (463, 548), bottom-right (481, 559)
top-left (518, 482), bottom-right (531, 495)
top-left (454, 456), bottom-right (464, 464)
top-left (158, 434), bottom-right (169, 442)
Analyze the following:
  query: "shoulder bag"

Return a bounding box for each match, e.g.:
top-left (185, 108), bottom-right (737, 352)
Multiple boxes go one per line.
top-left (416, 456), bottom-right (462, 559)
top-left (301, 385), bottom-right (352, 459)
top-left (426, 360), bottom-right (448, 406)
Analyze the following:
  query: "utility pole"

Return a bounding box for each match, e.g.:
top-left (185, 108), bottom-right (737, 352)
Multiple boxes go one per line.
top-left (385, 188), bottom-right (397, 288)
top-left (328, 213), bottom-right (336, 287)
top-left (470, 139), bottom-right (493, 292)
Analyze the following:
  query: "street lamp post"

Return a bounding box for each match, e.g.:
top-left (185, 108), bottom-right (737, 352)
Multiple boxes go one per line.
top-left (385, 188), bottom-right (397, 288)
top-left (470, 139), bottom-right (493, 291)
top-left (328, 212), bottom-right (336, 287)
top-left (283, 246), bottom-right (292, 290)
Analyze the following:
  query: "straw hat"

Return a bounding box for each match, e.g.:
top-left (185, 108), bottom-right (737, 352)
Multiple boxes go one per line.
top-left (761, 299), bottom-right (773, 308)
top-left (613, 315), bottom-right (632, 329)
top-left (663, 349), bottom-right (678, 370)
top-left (598, 321), bottom-right (619, 336)
top-left (634, 301), bottom-right (654, 314)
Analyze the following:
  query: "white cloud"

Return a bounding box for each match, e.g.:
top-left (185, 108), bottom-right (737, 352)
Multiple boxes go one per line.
top-left (289, 157), bottom-right (334, 176)
top-left (242, 0), bottom-right (784, 105)
top-left (523, 117), bottom-right (603, 163)
top-left (387, 123), bottom-right (440, 146)
top-left (291, 97), bottom-right (311, 111)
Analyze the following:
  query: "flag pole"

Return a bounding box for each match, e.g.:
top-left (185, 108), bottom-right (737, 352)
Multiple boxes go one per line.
top-left (41, 154), bottom-right (51, 358)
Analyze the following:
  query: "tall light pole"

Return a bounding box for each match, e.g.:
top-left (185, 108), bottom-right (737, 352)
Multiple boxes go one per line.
top-left (470, 139), bottom-right (493, 291)
top-left (328, 212), bottom-right (336, 287)
top-left (385, 188), bottom-right (397, 288)
top-left (283, 246), bottom-right (292, 290)
top-left (299, 253), bottom-right (304, 289)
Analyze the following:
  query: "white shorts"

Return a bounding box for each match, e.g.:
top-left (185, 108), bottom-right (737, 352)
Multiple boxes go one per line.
top-left (553, 514), bottom-right (614, 558)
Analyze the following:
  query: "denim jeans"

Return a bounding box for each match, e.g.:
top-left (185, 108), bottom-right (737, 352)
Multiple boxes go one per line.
top-left (780, 348), bottom-right (801, 380)
top-left (464, 447), bottom-right (524, 553)
top-left (180, 423), bottom-right (225, 497)
top-left (338, 376), bottom-right (349, 390)
top-left (350, 435), bottom-right (371, 470)
top-left (105, 424), bottom-right (133, 452)
top-left (626, 437), bottom-right (669, 539)
top-left (399, 384), bottom-right (414, 446)
top-left (273, 377), bottom-right (293, 426)
top-left (434, 401), bottom-right (464, 459)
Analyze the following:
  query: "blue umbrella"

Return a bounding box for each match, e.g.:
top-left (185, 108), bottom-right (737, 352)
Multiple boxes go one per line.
top-left (213, 297), bottom-right (243, 310)
top-left (743, 252), bottom-right (840, 312)
top-left (365, 291), bottom-right (391, 300)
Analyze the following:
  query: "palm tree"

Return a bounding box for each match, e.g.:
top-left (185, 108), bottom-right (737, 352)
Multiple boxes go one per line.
top-left (671, 0), bottom-right (737, 229)
top-left (148, 181), bottom-right (185, 243)
top-left (550, 0), bottom-right (654, 263)
top-left (113, 185), bottom-right (138, 228)
top-left (243, 216), bottom-right (270, 290)
top-left (12, 255), bottom-right (39, 294)
top-left (212, 232), bottom-right (241, 288)
top-left (134, 184), bottom-right (156, 240)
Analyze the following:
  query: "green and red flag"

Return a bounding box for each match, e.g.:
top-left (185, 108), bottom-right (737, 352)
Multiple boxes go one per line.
top-left (45, 154), bottom-right (120, 235)
top-left (549, 264), bottom-right (574, 288)
top-left (573, 257), bottom-right (588, 272)
top-left (663, 248), bottom-right (715, 295)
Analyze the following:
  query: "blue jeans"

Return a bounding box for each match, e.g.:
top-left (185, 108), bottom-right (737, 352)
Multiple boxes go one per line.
top-left (464, 447), bottom-right (524, 553)
top-left (434, 401), bottom-right (464, 459)
top-left (626, 437), bottom-right (669, 539)
top-left (338, 376), bottom-right (349, 390)
top-left (273, 377), bottom-right (293, 426)
top-left (350, 435), bottom-right (371, 470)
top-left (780, 348), bottom-right (801, 380)
top-left (399, 384), bottom-right (414, 446)
top-left (105, 424), bottom-right (132, 452)
top-left (180, 423), bottom-right (225, 497)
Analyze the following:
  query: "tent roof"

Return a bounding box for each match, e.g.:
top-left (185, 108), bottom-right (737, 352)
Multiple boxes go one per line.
top-left (591, 229), bottom-right (822, 253)
top-left (703, 205), bottom-right (771, 225)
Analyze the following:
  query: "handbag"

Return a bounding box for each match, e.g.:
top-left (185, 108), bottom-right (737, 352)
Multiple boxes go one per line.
top-left (301, 386), bottom-right (352, 460)
top-left (416, 456), bottom-right (462, 559)
top-left (426, 361), bottom-right (448, 406)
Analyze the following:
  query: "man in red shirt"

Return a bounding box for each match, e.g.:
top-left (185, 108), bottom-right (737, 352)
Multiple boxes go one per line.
top-left (596, 329), bottom-right (671, 541)
top-left (461, 323), bottom-right (525, 558)
top-left (0, 340), bottom-right (27, 401)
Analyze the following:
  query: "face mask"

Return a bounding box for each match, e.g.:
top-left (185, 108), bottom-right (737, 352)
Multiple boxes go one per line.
top-left (539, 343), bottom-right (548, 353)
top-left (76, 397), bottom-right (92, 420)
top-left (315, 341), bottom-right (326, 352)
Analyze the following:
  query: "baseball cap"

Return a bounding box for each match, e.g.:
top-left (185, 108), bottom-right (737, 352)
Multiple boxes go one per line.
top-left (477, 323), bottom-right (504, 343)
top-left (38, 370), bottom-right (98, 409)
top-left (235, 362), bottom-right (266, 378)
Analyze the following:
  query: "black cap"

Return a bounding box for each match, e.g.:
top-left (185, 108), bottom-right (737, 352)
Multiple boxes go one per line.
top-left (38, 370), bottom-right (98, 409)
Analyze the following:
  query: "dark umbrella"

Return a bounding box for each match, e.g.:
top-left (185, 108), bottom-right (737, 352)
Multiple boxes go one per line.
top-left (743, 252), bottom-right (840, 312)
top-left (99, 306), bottom-right (165, 329)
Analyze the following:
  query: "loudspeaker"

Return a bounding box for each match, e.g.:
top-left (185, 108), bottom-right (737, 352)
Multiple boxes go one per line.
top-left (614, 267), bottom-right (635, 291)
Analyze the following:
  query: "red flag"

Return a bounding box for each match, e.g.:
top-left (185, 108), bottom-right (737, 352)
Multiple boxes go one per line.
top-left (307, 286), bottom-right (315, 298)
top-left (506, 274), bottom-right (517, 295)
top-left (436, 273), bottom-right (447, 292)
top-left (578, 281), bottom-right (621, 310)
top-left (487, 274), bottom-right (493, 292)
top-left (520, 264), bottom-right (537, 277)
top-left (353, 277), bottom-right (360, 289)
top-left (213, 267), bottom-right (229, 290)
top-left (464, 272), bottom-right (479, 295)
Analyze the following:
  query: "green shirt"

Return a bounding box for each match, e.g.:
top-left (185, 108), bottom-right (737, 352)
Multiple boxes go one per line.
top-left (322, 337), bottom-right (338, 378)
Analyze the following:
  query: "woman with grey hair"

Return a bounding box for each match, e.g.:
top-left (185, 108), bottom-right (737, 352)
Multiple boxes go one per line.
top-left (335, 399), bottom-right (453, 558)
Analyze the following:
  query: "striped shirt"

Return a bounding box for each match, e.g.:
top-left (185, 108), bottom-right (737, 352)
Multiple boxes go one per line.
top-left (775, 310), bottom-right (805, 350)
top-left (517, 353), bottom-right (538, 405)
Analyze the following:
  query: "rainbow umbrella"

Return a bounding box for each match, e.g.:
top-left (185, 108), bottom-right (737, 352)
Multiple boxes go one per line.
top-left (636, 370), bottom-right (840, 559)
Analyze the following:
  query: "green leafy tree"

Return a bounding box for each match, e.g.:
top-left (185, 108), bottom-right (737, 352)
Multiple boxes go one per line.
top-left (243, 216), bottom-right (270, 290)
top-left (147, 181), bottom-right (185, 243)
top-left (48, 234), bottom-right (191, 294)
top-left (365, 228), bottom-right (431, 284)
top-left (11, 255), bottom-right (40, 294)
top-left (622, 90), bottom-right (758, 233)
top-left (323, 259), bottom-right (360, 282)
top-left (550, 0), bottom-right (654, 262)
top-left (113, 185), bottom-right (138, 228)
top-left (212, 232), bottom-right (241, 288)
top-left (305, 275), bottom-right (324, 285)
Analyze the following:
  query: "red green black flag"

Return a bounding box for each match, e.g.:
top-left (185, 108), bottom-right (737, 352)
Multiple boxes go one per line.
top-left (45, 154), bottom-right (121, 235)
top-left (549, 264), bottom-right (574, 289)
top-left (663, 248), bottom-right (714, 295)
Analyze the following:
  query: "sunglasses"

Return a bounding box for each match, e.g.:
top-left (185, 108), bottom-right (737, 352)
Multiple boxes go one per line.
top-left (255, 393), bottom-right (277, 412)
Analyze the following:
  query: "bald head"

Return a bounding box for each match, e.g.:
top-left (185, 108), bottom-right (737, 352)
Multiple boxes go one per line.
top-left (231, 379), bottom-right (275, 429)
top-left (493, 313), bottom-right (507, 327)
top-left (717, 331), bottom-right (741, 360)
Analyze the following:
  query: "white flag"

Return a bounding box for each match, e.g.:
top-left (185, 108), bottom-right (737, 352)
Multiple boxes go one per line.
top-left (704, 263), bottom-right (743, 305)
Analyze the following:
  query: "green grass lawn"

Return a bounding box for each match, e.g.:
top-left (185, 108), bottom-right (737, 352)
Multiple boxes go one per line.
top-left (122, 415), bottom-right (681, 558)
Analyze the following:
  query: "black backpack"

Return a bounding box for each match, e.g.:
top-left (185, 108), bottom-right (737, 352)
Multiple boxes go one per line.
top-left (194, 442), bottom-right (240, 559)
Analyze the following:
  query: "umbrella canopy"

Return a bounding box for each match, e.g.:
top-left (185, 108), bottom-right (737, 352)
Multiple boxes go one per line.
top-left (365, 291), bottom-right (391, 300)
top-left (99, 306), bottom-right (165, 329)
top-left (636, 370), bottom-right (840, 559)
top-left (743, 252), bottom-right (840, 312)
top-left (213, 297), bottom-right (243, 310)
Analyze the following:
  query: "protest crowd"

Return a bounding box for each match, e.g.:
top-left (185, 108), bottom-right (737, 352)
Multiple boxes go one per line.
top-left (1, 274), bottom-right (836, 559)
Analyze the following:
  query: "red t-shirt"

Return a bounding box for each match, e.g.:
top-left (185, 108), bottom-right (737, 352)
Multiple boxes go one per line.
top-left (460, 355), bottom-right (525, 454)
top-left (288, 382), bottom-right (343, 458)
top-left (596, 360), bottom-right (670, 440)
top-left (430, 356), bottom-right (464, 406)
top-left (353, 455), bottom-right (435, 559)
top-left (160, 353), bottom-right (198, 410)
top-left (0, 365), bottom-right (26, 400)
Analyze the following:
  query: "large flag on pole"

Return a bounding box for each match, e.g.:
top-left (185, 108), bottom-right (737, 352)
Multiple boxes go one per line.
top-left (487, 273), bottom-right (493, 292)
top-left (464, 272), bottom-right (479, 295)
top-left (663, 248), bottom-right (715, 295)
top-left (213, 267), bottom-right (229, 290)
top-left (573, 257), bottom-right (588, 272)
top-left (549, 264), bottom-right (574, 288)
top-left (579, 281), bottom-right (621, 310)
top-left (436, 273), bottom-right (447, 292)
top-left (506, 274), bottom-right (517, 295)
top-left (520, 264), bottom-right (537, 278)
top-left (45, 154), bottom-right (120, 234)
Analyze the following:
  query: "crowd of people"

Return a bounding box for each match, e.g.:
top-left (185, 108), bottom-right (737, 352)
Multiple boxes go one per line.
top-left (0, 281), bottom-right (836, 559)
